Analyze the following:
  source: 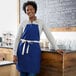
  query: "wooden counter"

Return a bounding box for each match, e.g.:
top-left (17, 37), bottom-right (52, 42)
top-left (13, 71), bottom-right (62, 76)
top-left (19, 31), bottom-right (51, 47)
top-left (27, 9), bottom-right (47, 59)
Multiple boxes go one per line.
top-left (0, 47), bottom-right (76, 76)
top-left (37, 51), bottom-right (76, 76)
top-left (64, 51), bottom-right (76, 76)
top-left (0, 47), bottom-right (13, 61)
top-left (0, 64), bottom-right (12, 76)
top-left (0, 62), bottom-right (17, 76)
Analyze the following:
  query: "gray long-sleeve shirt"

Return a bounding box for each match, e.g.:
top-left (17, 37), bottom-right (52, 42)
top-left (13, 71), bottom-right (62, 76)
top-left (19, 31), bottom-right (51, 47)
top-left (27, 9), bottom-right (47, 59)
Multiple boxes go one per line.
top-left (13, 19), bottom-right (59, 55)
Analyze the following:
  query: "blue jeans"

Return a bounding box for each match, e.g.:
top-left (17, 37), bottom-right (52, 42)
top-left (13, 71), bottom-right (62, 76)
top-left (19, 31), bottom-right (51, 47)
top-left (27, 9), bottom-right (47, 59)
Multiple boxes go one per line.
top-left (20, 72), bottom-right (36, 76)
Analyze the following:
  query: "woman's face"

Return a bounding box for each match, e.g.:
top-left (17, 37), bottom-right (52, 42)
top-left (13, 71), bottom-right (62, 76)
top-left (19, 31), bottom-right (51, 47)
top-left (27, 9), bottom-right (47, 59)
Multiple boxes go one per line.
top-left (25, 5), bottom-right (35, 18)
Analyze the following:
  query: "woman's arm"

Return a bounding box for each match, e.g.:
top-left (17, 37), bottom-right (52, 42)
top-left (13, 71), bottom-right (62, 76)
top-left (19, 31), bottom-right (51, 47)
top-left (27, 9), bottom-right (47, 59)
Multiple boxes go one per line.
top-left (13, 23), bottom-right (23, 56)
top-left (13, 23), bottom-right (24, 63)
top-left (42, 24), bottom-right (59, 50)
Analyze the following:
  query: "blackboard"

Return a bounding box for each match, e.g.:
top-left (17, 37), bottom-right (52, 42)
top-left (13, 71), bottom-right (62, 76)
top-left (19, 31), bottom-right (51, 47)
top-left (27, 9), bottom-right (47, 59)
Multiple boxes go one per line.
top-left (19, 0), bottom-right (76, 28)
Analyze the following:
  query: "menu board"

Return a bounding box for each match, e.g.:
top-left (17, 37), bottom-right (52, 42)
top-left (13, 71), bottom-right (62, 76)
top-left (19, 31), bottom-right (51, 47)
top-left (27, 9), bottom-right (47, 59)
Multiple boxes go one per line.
top-left (19, 0), bottom-right (76, 27)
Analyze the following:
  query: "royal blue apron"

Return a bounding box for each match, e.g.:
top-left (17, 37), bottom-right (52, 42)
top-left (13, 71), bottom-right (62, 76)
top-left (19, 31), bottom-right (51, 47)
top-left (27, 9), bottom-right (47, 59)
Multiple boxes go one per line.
top-left (17, 24), bottom-right (41, 73)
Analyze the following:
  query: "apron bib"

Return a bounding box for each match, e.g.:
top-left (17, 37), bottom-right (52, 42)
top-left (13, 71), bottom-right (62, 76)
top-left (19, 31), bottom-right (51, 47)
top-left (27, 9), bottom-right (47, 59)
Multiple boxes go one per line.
top-left (17, 24), bottom-right (41, 73)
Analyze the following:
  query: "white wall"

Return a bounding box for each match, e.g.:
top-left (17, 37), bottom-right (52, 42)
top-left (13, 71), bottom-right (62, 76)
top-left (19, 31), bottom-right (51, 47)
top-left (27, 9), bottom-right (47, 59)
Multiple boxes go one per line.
top-left (41, 32), bottom-right (76, 50)
top-left (0, 0), bottom-right (17, 36)
top-left (41, 32), bottom-right (76, 40)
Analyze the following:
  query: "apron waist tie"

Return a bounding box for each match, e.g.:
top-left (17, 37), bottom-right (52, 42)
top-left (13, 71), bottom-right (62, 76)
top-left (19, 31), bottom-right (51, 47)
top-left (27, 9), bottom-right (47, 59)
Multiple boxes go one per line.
top-left (21, 39), bottom-right (40, 55)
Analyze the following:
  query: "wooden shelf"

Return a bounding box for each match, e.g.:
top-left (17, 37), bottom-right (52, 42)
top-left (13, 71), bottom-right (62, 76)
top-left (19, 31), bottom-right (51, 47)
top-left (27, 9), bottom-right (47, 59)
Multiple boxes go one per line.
top-left (50, 26), bottom-right (76, 32)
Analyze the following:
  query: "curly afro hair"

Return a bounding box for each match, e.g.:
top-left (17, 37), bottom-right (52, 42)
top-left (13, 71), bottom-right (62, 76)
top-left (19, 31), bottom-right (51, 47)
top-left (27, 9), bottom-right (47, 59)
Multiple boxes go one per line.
top-left (23, 1), bottom-right (37, 13)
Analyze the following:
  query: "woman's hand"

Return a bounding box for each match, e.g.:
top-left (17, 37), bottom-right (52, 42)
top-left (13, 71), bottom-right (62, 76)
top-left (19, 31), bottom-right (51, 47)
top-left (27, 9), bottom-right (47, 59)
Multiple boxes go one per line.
top-left (56, 49), bottom-right (64, 54)
top-left (13, 55), bottom-right (18, 63)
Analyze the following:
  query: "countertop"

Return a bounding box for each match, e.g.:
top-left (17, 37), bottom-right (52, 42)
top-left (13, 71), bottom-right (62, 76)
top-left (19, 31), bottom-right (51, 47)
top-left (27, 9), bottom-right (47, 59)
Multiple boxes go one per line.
top-left (0, 46), bottom-right (13, 49)
top-left (0, 46), bottom-right (76, 53)
top-left (0, 61), bottom-right (14, 66)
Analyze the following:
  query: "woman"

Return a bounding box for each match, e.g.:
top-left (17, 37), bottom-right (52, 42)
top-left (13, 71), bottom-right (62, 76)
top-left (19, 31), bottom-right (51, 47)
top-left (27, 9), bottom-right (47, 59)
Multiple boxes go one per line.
top-left (13, 1), bottom-right (62, 76)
